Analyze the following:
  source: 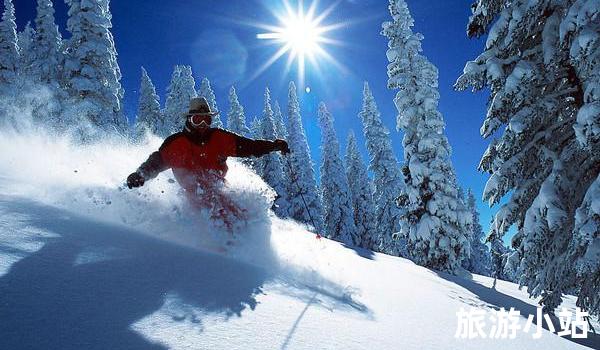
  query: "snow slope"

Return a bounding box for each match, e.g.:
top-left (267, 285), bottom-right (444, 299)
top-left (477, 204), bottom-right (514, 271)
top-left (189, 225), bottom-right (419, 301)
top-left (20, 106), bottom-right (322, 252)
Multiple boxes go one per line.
top-left (0, 130), bottom-right (598, 350)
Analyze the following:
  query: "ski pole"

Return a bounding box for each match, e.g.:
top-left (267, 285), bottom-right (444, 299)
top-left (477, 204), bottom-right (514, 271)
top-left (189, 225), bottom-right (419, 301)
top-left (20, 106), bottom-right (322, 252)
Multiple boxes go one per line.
top-left (283, 154), bottom-right (321, 239)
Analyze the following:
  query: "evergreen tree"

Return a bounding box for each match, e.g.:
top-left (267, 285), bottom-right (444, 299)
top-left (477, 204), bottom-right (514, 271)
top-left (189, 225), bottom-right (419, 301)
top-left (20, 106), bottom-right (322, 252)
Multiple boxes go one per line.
top-left (273, 100), bottom-right (288, 139)
top-left (569, 175), bottom-right (600, 316)
top-left (249, 116), bottom-right (264, 176)
top-left (34, 0), bottom-right (63, 85)
top-left (383, 0), bottom-right (470, 273)
top-left (250, 116), bottom-right (262, 139)
top-left (134, 67), bottom-right (162, 140)
top-left (11, 22), bottom-right (44, 128)
top-left (17, 22), bottom-right (36, 80)
top-left (345, 131), bottom-right (378, 250)
top-left (226, 86), bottom-right (249, 136)
top-left (30, 0), bottom-right (64, 129)
top-left (198, 77), bottom-right (222, 128)
top-left (63, 0), bottom-right (127, 137)
top-left (462, 189), bottom-right (491, 276)
top-left (358, 82), bottom-right (404, 255)
top-left (0, 0), bottom-right (19, 89)
top-left (319, 102), bottom-right (358, 244)
top-left (286, 81), bottom-right (324, 230)
top-left (163, 66), bottom-right (182, 135)
top-left (456, 0), bottom-right (600, 313)
top-left (490, 237), bottom-right (510, 288)
top-left (163, 65), bottom-right (196, 136)
top-left (259, 87), bottom-right (289, 217)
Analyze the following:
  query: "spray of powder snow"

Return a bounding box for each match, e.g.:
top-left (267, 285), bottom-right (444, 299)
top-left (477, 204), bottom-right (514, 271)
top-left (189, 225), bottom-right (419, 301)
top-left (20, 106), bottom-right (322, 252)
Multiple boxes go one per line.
top-left (0, 127), bottom-right (278, 265)
top-left (0, 114), bottom-right (366, 306)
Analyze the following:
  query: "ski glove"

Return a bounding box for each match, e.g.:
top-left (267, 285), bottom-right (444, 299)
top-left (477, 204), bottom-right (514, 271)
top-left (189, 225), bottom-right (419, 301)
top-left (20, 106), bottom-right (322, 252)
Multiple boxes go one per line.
top-left (274, 139), bottom-right (290, 155)
top-left (127, 172), bottom-right (145, 189)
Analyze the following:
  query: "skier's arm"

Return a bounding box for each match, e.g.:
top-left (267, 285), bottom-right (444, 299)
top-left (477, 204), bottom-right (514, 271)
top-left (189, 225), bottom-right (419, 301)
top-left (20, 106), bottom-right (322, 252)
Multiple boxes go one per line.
top-left (137, 151), bottom-right (168, 180)
top-left (127, 151), bottom-right (168, 189)
top-left (231, 133), bottom-right (290, 158)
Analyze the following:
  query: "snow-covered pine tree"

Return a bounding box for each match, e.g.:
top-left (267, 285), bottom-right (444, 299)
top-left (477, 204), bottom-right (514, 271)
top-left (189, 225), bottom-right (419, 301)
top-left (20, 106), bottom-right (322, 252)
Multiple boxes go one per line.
top-left (29, 0), bottom-right (65, 129)
top-left (33, 0), bottom-right (63, 86)
top-left (318, 102), bottom-right (358, 245)
top-left (564, 1), bottom-right (600, 319)
top-left (286, 81), bottom-right (324, 231)
top-left (455, 0), bottom-right (599, 313)
top-left (345, 131), bottom-right (378, 250)
top-left (0, 0), bottom-right (19, 90)
top-left (226, 86), bottom-right (249, 136)
top-left (462, 189), bottom-right (491, 276)
top-left (358, 82), bottom-right (404, 255)
top-left (134, 67), bottom-right (162, 140)
top-left (568, 175), bottom-right (600, 316)
top-left (250, 116), bottom-right (262, 139)
top-left (273, 100), bottom-right (288, 139)
top-left (383, 0), bottom-right (471, 273)
top-left (17, 22), bottom-right (36, 80)
top-left (163, 65), bottom-right (196, 136)
top-left (490, 237), bottom-right (511, 287)
top-left (250, 116), bottom-right (264, 176)
top-left (10, 22), bottom-right (42, 128)
top-left (14, 22), bottom-right (46, 126)
top-left (259, 87), bottom-right (289, 217)
top-left (503, 245), bottom-right (521, 283)
top-left (163, 66), bottom-right (181, 135)
top-left (63, 0), bottom-right (127, 138)
top-left (198, 77), bottom-right (223, 128)
top-left (273, 99), bottom-right (290, 193)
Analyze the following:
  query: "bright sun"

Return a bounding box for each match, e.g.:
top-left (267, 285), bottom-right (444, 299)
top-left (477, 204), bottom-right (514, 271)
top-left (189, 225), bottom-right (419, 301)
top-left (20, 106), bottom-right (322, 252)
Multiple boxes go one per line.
top-left (260, 13), bottom-right (323, 55)
top-left (251, 0), bottom-right (345, 88)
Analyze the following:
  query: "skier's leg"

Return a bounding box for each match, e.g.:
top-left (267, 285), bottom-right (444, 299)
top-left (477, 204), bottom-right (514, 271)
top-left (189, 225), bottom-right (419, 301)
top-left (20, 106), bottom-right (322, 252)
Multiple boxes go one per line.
top-left (186, 190), bottom-right (205, 209)
top-left (200, 181), bottom-right (234, 233)
top-left (220, 193), bottom-right (246, 220)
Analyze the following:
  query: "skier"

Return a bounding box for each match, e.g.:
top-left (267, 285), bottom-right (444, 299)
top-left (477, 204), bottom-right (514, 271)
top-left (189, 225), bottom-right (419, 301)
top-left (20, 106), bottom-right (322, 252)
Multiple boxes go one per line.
top-left (127, 97), bottom-right (290, 229)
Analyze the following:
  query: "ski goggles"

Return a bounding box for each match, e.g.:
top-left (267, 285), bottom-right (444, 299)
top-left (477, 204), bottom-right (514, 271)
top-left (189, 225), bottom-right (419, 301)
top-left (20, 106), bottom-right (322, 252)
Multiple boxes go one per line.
top-left (188, 114), bottom-right (212, 128)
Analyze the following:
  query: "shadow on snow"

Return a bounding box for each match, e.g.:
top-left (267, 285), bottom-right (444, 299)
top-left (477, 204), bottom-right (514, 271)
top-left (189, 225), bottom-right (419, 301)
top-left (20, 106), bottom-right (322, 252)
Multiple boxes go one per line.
top-left (0, 197), bottom-right (369, 350)
top-left (341, 242), bottom-right (376, 260)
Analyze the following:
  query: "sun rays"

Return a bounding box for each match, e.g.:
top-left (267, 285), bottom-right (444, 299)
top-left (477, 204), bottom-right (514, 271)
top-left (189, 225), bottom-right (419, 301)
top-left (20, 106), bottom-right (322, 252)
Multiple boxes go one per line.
top-left (249, 0), bottom-right (348, 88)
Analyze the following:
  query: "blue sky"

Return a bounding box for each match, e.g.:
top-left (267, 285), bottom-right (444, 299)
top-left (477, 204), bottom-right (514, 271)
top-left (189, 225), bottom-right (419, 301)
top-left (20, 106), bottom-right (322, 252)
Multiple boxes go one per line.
top-left (12, 0), bottom-right (508, 243)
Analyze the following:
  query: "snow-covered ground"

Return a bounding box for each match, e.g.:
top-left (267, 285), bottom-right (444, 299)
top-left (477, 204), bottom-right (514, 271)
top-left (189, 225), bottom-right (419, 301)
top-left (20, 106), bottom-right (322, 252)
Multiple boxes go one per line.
top-left (0, 130), bottom-right (598, 350)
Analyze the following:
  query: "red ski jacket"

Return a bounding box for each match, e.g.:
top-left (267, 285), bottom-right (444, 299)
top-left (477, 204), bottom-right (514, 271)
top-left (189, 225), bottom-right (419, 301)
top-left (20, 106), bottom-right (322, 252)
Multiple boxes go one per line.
top-left (137, 127), bottom-right (279, 193)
